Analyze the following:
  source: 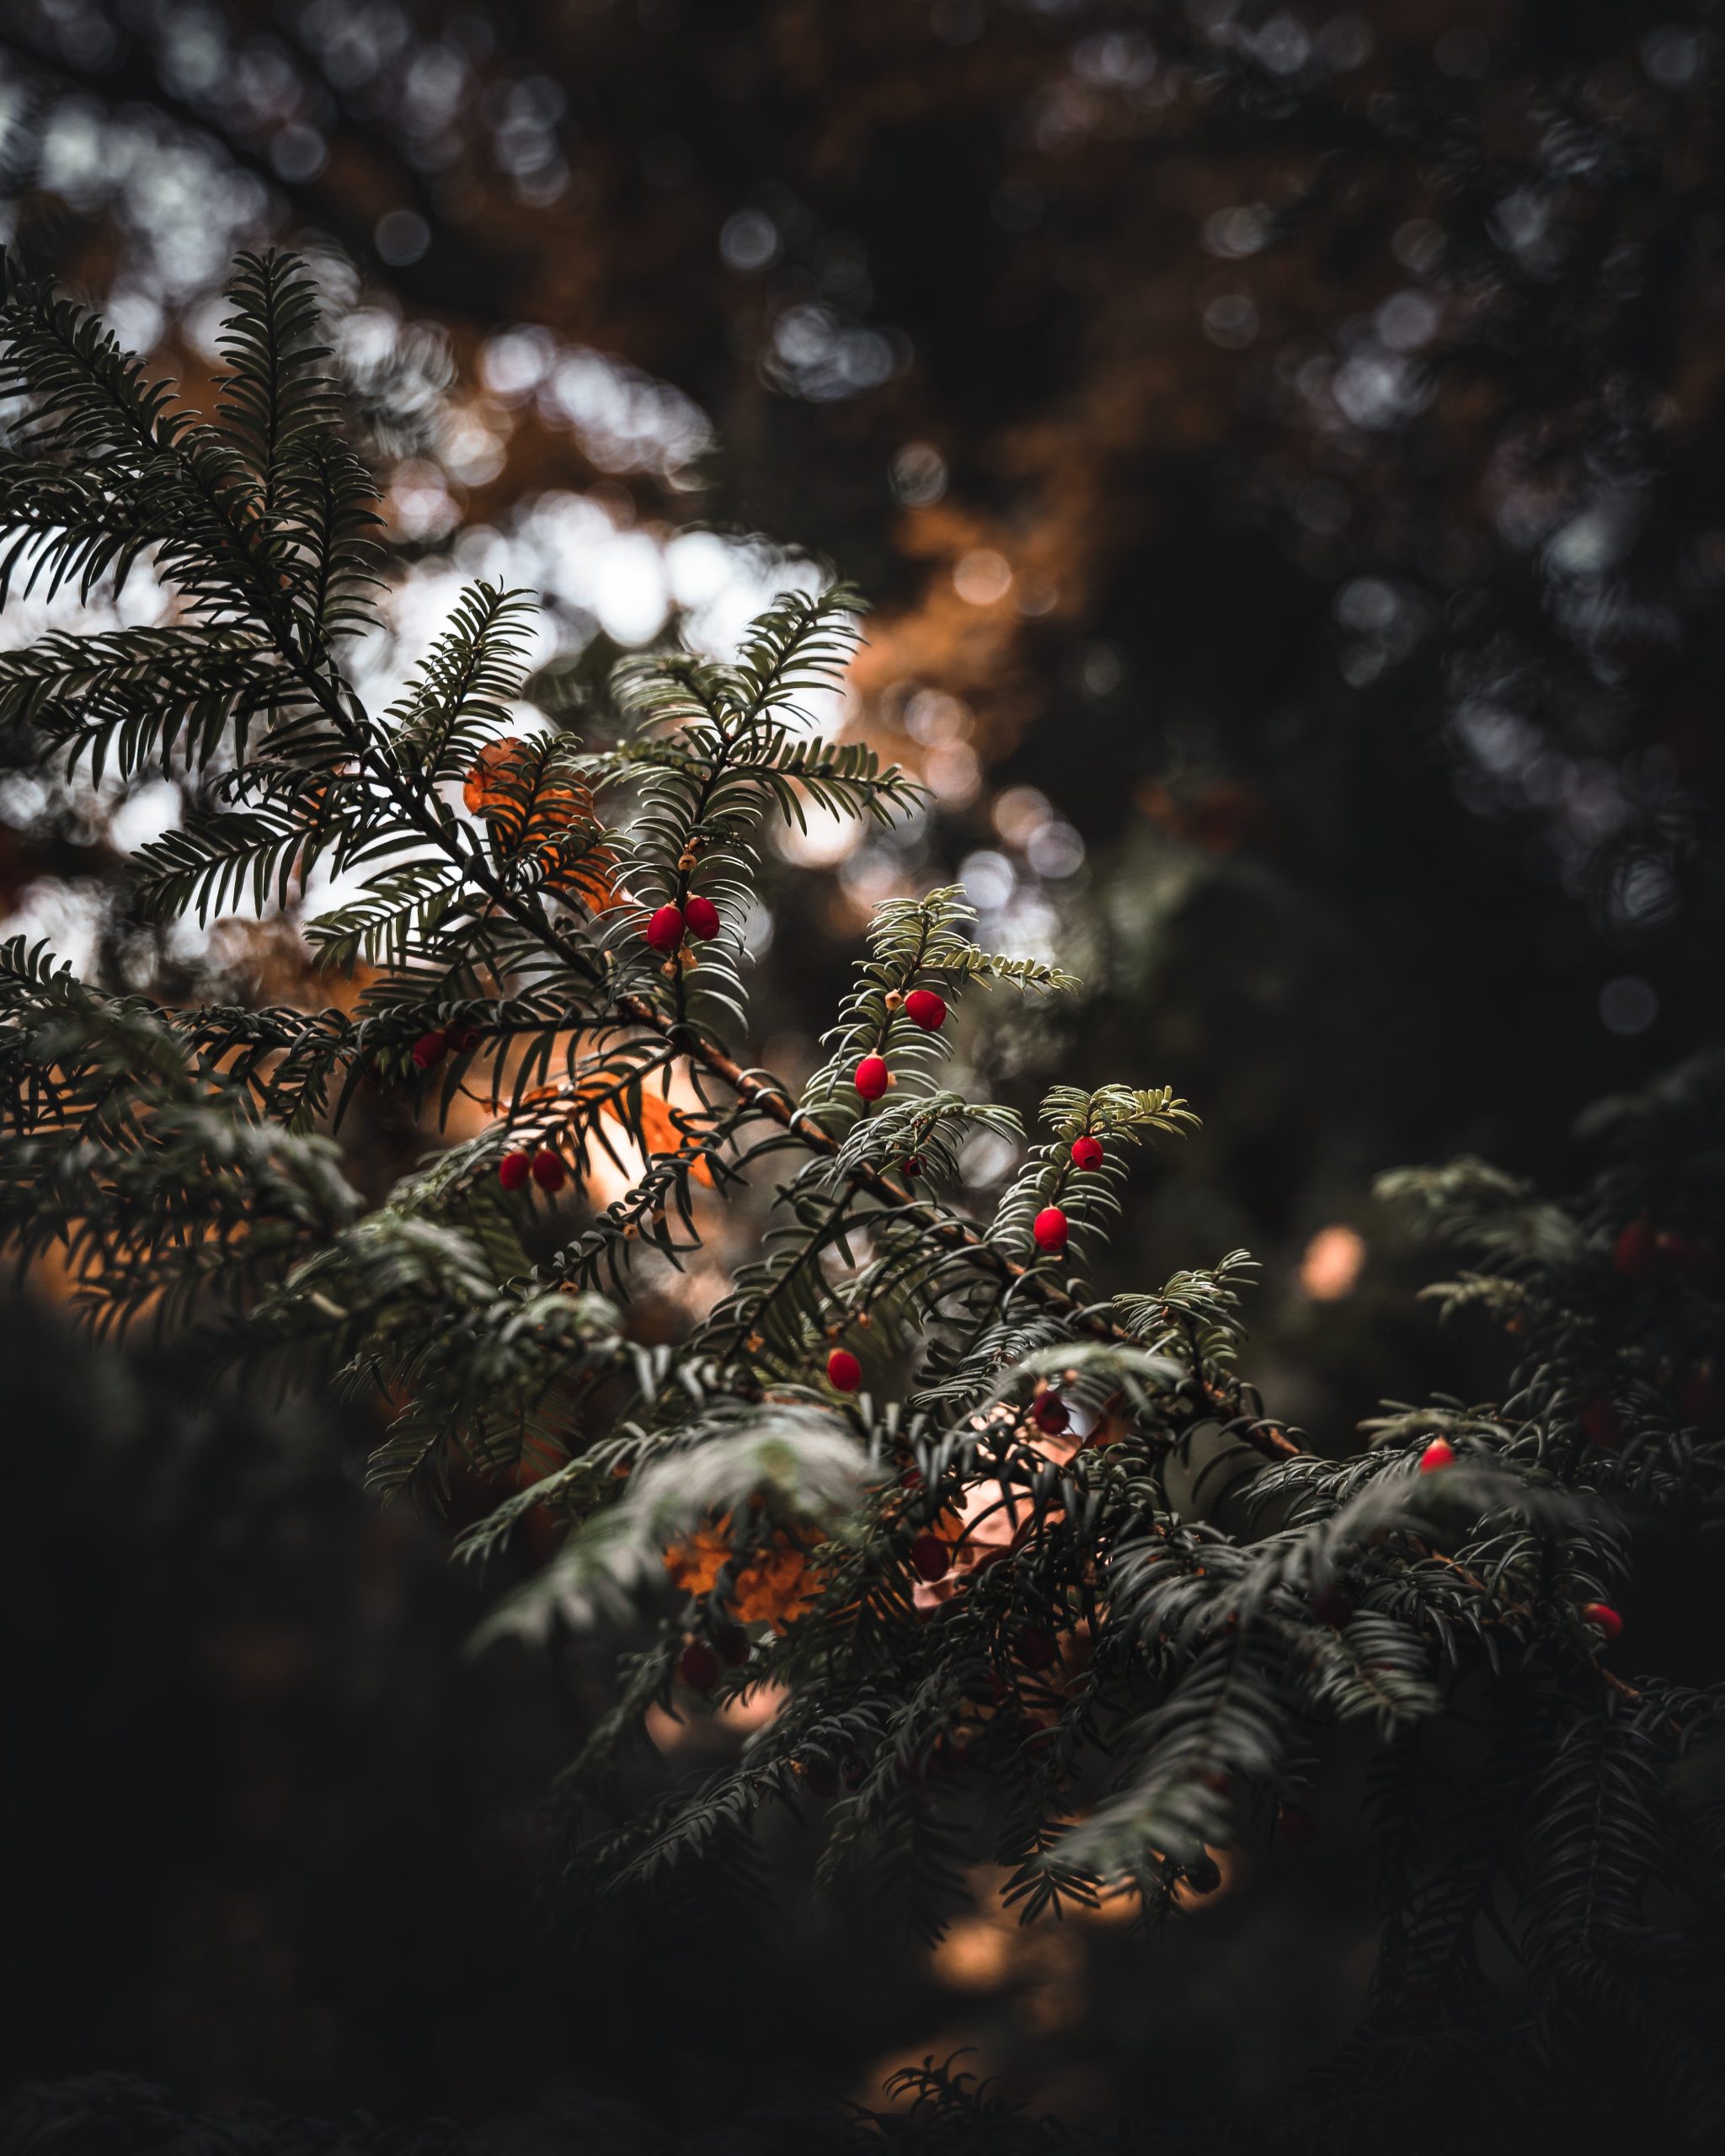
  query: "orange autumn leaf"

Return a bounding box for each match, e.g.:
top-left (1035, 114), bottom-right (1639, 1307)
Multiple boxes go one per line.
top-left (662, 1517), bottom-right (730, 1596)
top-left (464, 737), bottom-right (619, 908)
top-left (462, 735), bottom-right (558, 816)
top-left (664, 1513), bottom-right (825, 1634)
top-left (733, 1545), bottom-right (824, 1632)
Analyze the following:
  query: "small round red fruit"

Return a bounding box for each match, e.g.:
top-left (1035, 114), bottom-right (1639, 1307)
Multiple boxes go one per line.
top-left (1031, 1393), bottom-right (1070, 1436)
top-left (645, 903), bottom-right (685, 953)
top-left (1032, 1205), bottom-right (1069, 1255)
top-left (1581, 1398), bottom-right (1623, 1450)
top-left (904, 988), bottom-right (948, 1032)
top-left (826, 1348), bottom-right (862, 1393)
top-left (683, 894), bottom-right (721, 940)
top-left (854, 1054), bottom-right (889, 1102)
top-left (1071, 1134), bottom-right (1104, 1172)
top-left (531, 1150), bottom-right (568, 1193)
top-left (801, 1758), bottom-right (838, 1800)
top-left (910, 1534), bottom-right (951, 1582)
top-left (1583, 1602), bottom-right (1623, 1641)
top-left (1418, 1438), bottom-right (1456, 1473)
top-left (451, 1027), bottom-right (482, 1054)
top-left (1612, 1221), bottom-right (1658, 1278)
top-left (411, 1029), bottom-right (448, 1070)
top-left (498, 1150), bottom-right (531, 1192)
top-left (678, 1640), bottom-right (719, 1689)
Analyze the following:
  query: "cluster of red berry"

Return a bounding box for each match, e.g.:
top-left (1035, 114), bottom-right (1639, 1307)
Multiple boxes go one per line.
top-left (852, 985), bottom-right (950, 1102)
top-left (676, 1627), bottom-right (751, 1689)
top-left (815, 1116), bottom-right (1116, 1566)
top-left (409, 1026), bottom-right (482, 1070)
top-left (645, 895), bottom-right (722, 953)
top-left (1024, 1137), bottom-right (1107, 1256)
top-left (1612, 1219), bottom-right (1713, 1279)
top-left (498, 1148), bottom-right (567, 1193)
top-left (484, 899), bottom-right (728, 1189)
top-left (1016, 1134), bottom-right (1108, 1257)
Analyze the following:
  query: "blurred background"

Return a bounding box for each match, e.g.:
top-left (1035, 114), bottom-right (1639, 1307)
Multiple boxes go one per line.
top-left (2, 0), bottom-right (1722, 2139)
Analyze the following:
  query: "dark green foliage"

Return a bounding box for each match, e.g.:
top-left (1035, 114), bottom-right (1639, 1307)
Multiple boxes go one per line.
top-left (0, 2064), bottom-right (1252, 2154)
top-left (0, 937), bottom-right (361, 1337)
top-left (2, 253), bottom-right (1722, 2137)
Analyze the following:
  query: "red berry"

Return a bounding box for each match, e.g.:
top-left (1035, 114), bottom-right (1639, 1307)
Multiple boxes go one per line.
top-left (1031, 1393), bottom-right (1070, 1435)
top-left (854, 1054), bottom-right (889, 1102)
top-left (411, 1029), bottom-right (448, 1070)
top-left (1418, 1438), bottom-right (1455, 1473)
top-left (531, 1149), bottom-right (568, 1193)
top-left (1071, 1134), bottom-right (1104, 1172)
top-left (646, 903), bottom-right (685, 953)
top-left (801, 1758), bottom-right (838, 1800)
top-left (1278, 1805), bottom-right (1319, 1849)
top-left (499, 1150), bottom-right (531, 1192)
top-left (826, 1348), bottom-right (862, 1393)
top-left (683, 894), bottom-right (720, 940)
top-left (1581, 1398), bottom-right (1623, 1450)
top-left (1583, 1601), bottom-right (1623, 1641)
top-left (910, 1534), bottom-right (951, 1582)
top-left (1655, 1229), bottom-right (1712, 1278)
top-left (1016, 1626), bottom-right (1058, 1671)
top-left (451, 1027), bottom-right (482, 1054)
top-left (1033, 1206), bottom-right (1068, 1255)
top-left (904, 988), bottom-right (948, 1032)
top-left (1612, 1221), bottom-right (1658, 1278)
top-left (678, 1640), bottom-right (719, 1689)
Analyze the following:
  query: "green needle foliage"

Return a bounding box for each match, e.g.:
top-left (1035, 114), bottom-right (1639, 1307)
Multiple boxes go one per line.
top-left (3, 253), bottom-right (1723, 2137)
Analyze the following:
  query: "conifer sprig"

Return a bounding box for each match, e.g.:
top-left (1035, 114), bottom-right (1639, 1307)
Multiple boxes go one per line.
top-left (3, 254), bottom-right (1722, 2116)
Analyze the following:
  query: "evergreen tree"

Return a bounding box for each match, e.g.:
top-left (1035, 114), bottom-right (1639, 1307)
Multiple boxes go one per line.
top-left (3, 253), bottom-right (1723, 2148)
